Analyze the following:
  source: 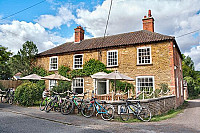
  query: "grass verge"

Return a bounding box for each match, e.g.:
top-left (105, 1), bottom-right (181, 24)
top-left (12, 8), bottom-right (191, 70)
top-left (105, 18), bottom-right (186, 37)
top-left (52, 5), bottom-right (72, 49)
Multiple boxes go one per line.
top-left (114, 101), bottom-right (188, 123)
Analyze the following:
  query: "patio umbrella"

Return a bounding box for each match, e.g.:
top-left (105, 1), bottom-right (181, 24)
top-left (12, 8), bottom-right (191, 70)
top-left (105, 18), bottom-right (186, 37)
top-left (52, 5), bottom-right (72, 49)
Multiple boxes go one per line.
top-left (19, 74), bottom-right (43, 80)
top-left (41, 73), bottom-right (71, 81)
top-left (104, 71), bottom-right (134, 100)
top-left (91, 72), bottom-right (108, 79)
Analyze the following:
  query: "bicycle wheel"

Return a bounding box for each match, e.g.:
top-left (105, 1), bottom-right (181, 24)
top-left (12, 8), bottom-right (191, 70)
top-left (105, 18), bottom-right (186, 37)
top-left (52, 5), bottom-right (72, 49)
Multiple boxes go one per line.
top-left (119, 105), bottom-right (129, 121)
top-left (45, 100), bottom-right (55, 113)
top-left (61, 99), bottom-right (74, 115)
top-left (81, 102), bottom-right (95, 118)
top-left (8, 96), bottom-right (14, 105)
top-left (40, 99), bottom-right (47, 111)
top-left (101, 105), bottom-right (114, 121)
top-left (137, 107), bottom-right (151, 122)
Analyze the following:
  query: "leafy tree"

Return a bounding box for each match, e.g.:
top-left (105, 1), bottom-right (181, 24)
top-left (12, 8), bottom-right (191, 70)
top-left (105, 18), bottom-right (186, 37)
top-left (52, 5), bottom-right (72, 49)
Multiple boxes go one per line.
top-left (182, 54), bottom-right (200, 97)
top-left (0, 45), bottom-right (12, 79)
top-left (9, 41), bottom-right (38, 76)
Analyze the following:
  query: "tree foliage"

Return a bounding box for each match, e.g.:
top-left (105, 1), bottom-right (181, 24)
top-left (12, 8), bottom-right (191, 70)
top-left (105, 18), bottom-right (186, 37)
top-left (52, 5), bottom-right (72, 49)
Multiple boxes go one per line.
top-left (0, 45), bottom-right (12, 79)
top-left (182, 54), bottom-right (200, 97)
top-left (9, 41), bottom-right (38, 76)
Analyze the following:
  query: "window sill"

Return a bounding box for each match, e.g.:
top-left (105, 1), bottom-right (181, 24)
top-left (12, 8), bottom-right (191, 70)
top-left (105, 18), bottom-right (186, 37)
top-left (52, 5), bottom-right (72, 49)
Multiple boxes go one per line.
top-left (49, 69), bottom-right (58, 71)
top-left (73, 67), bottom-right (83, 70)
top-left (136, 63), bottom-right (153, 66)
top-left (106, 65), bottom-right (119, 68)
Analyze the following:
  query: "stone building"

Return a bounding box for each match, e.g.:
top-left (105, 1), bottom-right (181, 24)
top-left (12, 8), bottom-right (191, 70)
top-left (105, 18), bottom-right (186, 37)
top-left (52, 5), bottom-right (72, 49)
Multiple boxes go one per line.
top-left (36, 10), bottom-right (184, 106)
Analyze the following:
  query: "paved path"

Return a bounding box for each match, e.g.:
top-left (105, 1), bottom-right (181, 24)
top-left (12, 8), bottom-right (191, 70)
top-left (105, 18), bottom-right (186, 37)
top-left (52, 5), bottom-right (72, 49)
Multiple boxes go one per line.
top-left (0, 99), bottom-right (199, 133)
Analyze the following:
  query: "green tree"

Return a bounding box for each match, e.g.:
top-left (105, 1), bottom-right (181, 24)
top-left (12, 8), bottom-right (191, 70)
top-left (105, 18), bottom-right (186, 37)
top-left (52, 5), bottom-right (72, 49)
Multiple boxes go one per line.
top-left (182, 54), bottom-right (200, 97)
top-left (9, 41), bottom-right (38, 76)
top-left (0, 45), bottom-right (12, 79)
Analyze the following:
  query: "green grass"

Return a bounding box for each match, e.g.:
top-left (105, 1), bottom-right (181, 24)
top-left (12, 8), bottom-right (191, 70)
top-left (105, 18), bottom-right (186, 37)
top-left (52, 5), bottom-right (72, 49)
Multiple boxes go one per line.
top-left (115, 101), bottom-right (188, 123)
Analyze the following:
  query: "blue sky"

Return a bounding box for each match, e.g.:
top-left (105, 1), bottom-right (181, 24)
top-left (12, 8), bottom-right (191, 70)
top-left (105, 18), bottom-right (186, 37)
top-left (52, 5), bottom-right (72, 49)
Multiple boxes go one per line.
top-left (0, 0), bottom-right (200, 70)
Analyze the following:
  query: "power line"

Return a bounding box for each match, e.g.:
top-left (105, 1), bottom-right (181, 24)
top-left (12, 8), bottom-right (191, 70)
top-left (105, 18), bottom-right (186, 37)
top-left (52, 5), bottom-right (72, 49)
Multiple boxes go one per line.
top-left (176, 29), bottom-right (200, 38)
top-left (0, 0), bottom-right (46, 21)
top-left (103, 0), bottom-right (113, 38)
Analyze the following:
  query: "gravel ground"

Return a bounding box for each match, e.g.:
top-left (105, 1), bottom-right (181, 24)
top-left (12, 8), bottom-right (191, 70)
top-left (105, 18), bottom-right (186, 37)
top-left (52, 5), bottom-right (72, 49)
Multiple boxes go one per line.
top-left (0, 99), bottom-right (199, 133)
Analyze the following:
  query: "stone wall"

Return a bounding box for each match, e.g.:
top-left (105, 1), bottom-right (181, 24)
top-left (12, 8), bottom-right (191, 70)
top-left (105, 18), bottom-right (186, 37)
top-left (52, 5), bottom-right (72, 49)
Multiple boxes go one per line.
top-left (109, 95), bottom-right (176, 117)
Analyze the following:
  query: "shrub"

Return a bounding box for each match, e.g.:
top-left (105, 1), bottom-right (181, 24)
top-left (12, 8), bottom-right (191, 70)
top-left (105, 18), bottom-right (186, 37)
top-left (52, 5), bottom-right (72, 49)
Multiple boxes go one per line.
top-left (0, 82), bottom-right (6, 91)
top-left (52, 81), bottom-right (71, 93)
top-left (58, 65), bottom-right (71, 78)
top-left (111, 80), bottom-right (134, 93)
top-left (14, 82), bottom-right (42, 106)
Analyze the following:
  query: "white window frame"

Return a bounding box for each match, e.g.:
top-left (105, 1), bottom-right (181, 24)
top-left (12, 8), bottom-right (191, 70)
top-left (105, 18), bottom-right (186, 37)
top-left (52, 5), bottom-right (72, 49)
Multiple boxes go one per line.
top-left (107, 50), bottom-right (118, 67)
top-left (136, 76), bottom-right (155, 95)
top-left (137, 47), bottom-right (152, 65)
top-left (181, 79), bottom-right (183, 96)
top-left (177, 77), bottom-right (179, 98)
top-left (72, 78), bottom-right (84, 95)
top-left (73, 54), bottom-right (83, 69)
top-left (49, 80), bottom-right (57, 90)
top-left (95, 79), bottom-right (109, 95)
top-left (49, 56), bottom-right (58, 71)
top-left (179, 58), bottom-right (182, 71)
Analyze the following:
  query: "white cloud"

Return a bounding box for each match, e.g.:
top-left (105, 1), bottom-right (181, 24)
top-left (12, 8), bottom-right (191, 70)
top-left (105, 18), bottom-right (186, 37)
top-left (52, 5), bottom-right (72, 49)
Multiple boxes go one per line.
top-left (75, 0), bottom-right (200, 70)
top-left (36, 4), bottom-right (75, 29)
top-left (0, 21), bottom-right (66, 54)
top-left (185, 45), bottom-right (200, 71)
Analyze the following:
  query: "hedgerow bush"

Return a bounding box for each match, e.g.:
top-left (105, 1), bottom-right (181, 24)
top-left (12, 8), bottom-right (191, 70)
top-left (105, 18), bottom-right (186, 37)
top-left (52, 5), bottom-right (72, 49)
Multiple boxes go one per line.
top-left (14, 82), bottom-right (42, 106)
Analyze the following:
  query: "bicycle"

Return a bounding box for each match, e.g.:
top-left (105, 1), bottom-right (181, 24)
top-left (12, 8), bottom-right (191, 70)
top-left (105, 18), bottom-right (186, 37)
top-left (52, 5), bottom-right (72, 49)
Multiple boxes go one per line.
top-left (45, 91), bottom-right (67, 113)
top-left (81, 96), bottom-right (115, 121)
top-left (40, 96), bottom-right (51, 111)
top-left (119, 98), bottom-right (151, 122)
top-left (61, 91), bottom-right (87, 115)
top-left (0, 89), bottom-right (14, 105)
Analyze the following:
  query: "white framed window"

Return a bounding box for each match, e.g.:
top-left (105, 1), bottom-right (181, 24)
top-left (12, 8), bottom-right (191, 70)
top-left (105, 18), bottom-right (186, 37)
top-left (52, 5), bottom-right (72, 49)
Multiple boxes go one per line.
top-left (107, 50), bottom-right (118, 67)
top-left (49, 80), bottom-right (57, 90)
top-left (179, 58), bottom-right (182, 71)
top-left (73, 54), bottom-right (83, 69)
top-left (181, 79), bottom-right (183, 96)
top-left (49, 56), bottom-right (58, 70)
top-left (136, 76), bottom-right (154, 95)
top-left (73, 78), bottom-right (84, 94)
top-left (176, 77), bottom-right (179, 98)
top-left (95, 79), bottom-right (109, 95)
top-left (137, 47), bottom-right (152, 65)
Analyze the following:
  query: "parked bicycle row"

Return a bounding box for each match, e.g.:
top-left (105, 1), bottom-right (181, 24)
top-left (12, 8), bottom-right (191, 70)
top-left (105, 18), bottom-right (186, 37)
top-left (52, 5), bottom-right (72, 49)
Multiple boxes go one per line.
top-left (40, 91), bottom-right (151, 122)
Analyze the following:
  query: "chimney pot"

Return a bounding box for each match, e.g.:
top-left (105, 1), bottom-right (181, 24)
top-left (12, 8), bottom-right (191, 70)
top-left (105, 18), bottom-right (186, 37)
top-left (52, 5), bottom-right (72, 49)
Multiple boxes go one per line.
top-left (148, 10), bottom-right (151, 17)
top-left (144, 15), bottom-right (147, 18)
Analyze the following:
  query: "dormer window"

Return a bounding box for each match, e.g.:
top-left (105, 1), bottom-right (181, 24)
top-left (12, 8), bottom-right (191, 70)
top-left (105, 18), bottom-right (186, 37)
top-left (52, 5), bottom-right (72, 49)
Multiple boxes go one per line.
top-left (49, 56), bottom-right (58, 71)
top-left (73, 54), bottom-right (83, 69)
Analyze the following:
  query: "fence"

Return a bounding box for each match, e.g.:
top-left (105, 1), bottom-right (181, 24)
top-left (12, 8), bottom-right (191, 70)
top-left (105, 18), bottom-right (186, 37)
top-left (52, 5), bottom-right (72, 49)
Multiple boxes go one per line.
top-left (0, 80), bottom-right (22, 90)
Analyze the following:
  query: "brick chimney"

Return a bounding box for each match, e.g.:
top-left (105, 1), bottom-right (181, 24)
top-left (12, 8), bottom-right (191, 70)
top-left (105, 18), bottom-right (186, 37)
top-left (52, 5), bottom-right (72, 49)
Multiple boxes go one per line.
top-left (142, 10), bottom-right (154, 32)
top-left (74, 26), bottom-right (84, 43)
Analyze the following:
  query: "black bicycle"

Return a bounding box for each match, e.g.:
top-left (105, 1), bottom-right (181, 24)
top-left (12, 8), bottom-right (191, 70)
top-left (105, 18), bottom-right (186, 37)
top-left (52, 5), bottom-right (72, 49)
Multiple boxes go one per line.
top-left (119, 98), bottom-right (151, 122)
top-left (61, 92), bottom-right (87, 115)
top-left (0, 89), bottom-right (14, 105)
top-left (45, 91), bottom-right (67, 113)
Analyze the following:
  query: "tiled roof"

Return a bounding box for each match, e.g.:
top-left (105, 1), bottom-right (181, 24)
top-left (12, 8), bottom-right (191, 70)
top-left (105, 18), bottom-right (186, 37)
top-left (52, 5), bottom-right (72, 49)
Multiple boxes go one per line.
top-left (38, 30), bottom-right (175, 56)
